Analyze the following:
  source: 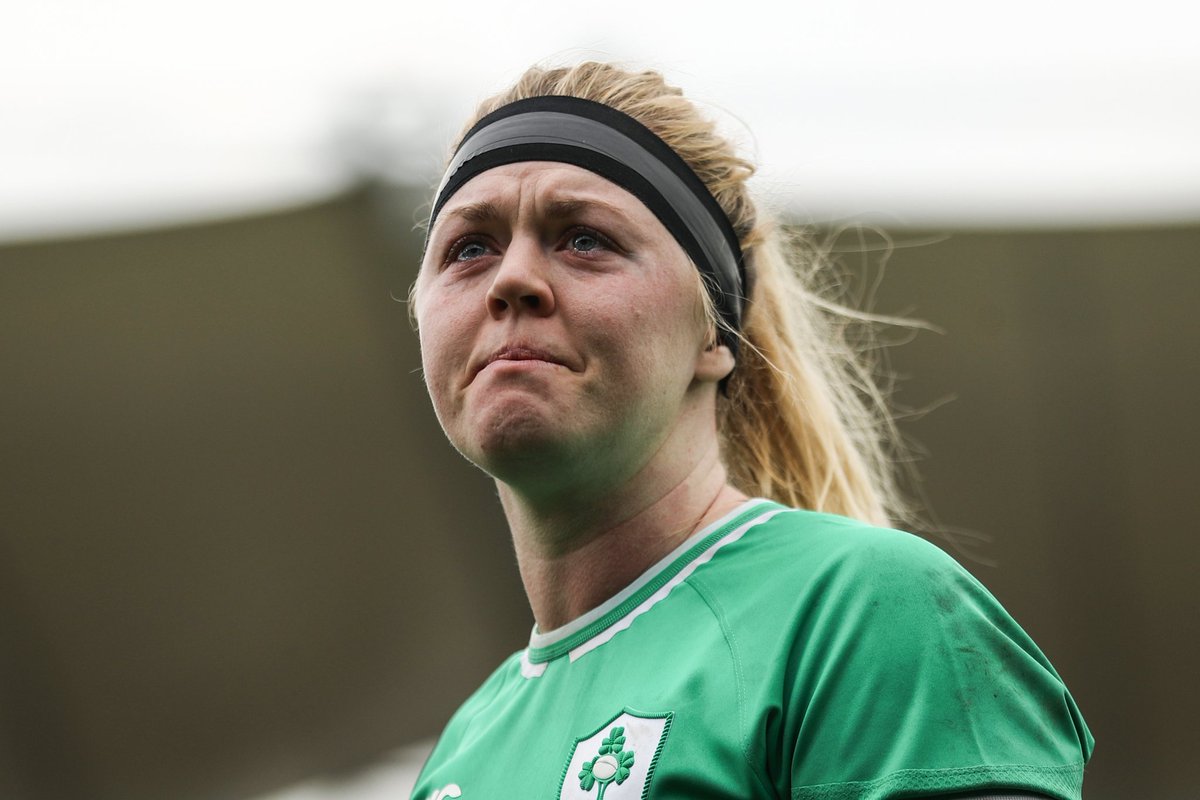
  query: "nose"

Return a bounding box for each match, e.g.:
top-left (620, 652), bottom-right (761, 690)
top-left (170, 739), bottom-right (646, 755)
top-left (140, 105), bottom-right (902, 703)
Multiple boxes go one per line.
top-left (486, 236), bottom-right (556, 319)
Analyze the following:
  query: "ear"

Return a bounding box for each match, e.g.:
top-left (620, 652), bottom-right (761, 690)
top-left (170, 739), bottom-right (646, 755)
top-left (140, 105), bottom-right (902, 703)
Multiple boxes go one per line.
top-left (695, 342), bottom-right (736, 384)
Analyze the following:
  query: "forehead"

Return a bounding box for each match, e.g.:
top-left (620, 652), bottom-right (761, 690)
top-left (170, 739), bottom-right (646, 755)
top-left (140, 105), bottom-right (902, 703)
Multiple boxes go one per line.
top-left (434, 161), bottom-right (656, 223)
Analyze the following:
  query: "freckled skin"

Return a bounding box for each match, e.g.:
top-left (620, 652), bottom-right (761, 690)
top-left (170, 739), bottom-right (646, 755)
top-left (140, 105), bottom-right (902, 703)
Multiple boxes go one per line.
top-left (414, 162), bottom-right (731, 503)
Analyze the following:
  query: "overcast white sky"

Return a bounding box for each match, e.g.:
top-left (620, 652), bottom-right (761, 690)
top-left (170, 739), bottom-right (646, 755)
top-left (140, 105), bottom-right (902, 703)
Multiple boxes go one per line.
top-left (4, 0), bottom-right (1200, 240)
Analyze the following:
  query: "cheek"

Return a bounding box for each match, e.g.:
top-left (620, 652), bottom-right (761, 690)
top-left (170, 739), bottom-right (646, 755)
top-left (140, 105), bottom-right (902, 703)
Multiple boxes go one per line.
top-left (589, 271), bottom-right (702, 384)
top-left (416, 298), bottom-right (472, 405)
top-left (638, 271), bottom-right (705, 346)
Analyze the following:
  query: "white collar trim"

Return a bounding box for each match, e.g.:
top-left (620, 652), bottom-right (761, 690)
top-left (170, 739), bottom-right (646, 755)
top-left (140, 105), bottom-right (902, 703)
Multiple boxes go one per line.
top-left (526, 498), bottom-right (774, 652)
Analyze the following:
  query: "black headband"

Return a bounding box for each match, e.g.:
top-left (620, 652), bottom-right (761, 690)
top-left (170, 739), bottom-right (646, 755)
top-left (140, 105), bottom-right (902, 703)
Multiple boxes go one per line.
top-left (428, 95), bottom-right (748, 357)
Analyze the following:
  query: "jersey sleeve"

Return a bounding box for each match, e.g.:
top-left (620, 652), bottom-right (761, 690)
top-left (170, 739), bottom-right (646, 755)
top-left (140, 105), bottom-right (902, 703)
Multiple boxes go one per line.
top-left (784, 530), bottom-right (1094, 800)
top-left (409, 651), bottom-right (524, 800)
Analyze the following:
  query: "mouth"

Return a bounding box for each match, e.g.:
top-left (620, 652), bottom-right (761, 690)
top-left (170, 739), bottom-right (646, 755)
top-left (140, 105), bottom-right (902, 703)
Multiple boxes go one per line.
top-left (471, 344), bottom-right (571, 381)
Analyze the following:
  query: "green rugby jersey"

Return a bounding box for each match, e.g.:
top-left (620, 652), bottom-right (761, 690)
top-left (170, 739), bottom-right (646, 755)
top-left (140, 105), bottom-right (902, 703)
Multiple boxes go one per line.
top-left (412, 499), bottom-right (1094, 800)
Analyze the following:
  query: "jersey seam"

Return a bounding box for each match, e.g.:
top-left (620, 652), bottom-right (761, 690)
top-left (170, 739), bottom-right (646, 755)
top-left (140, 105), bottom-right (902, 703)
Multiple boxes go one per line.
top-left (789, 761), bottom-right (1085, 800)
top-left (687, 575), bottom-right (779, 800)
top-left (526, 499), bottom-right (783, 664)
top-left (462, 651), bottom-right (525, 736)
top-left (413, 650), bottom-right (525, 794)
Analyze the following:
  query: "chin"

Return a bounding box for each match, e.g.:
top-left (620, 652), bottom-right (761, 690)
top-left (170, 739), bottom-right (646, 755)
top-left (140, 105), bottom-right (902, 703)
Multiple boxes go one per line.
top-left (458, 404), bottom-right (578, 481)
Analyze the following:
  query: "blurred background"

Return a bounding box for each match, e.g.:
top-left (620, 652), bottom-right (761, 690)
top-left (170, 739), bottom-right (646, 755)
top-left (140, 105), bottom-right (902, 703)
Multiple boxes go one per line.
top-left (2, 2), bottom-right (1198, 799)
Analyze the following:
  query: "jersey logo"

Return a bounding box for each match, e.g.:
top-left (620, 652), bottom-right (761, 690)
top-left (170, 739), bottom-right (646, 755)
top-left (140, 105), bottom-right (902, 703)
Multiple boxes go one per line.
top-left (558, 709), bottom-right (672, 799)
top-left (578, 726), bottom-right (635, 798)
top-left (427, 784), bottom-right (461, 800)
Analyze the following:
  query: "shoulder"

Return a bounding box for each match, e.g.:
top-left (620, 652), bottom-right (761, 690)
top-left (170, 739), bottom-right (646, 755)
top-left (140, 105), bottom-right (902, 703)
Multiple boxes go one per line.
top-left (423, 650), bottom-right (525, 756)
top-left (706, 504), bottom-right (969, 610)
top-left (453, 649), bottom-right (525, 717)
top-left (692, 504), bottom-right (1021, 709)
top-left (705, 505), bottom-right (1094, 796)
top-left (713, 505), bottom-right (1053, 680)
top-left (752, 504), bottom-right (948, 562)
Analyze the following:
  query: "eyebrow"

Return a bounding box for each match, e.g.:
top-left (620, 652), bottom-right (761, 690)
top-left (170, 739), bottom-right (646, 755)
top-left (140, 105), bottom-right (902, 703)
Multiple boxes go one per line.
top-left (437, 196), bottom-right (634, 226)
top-left (440, 200), bottom-right (504, 224)
top-left (544, 198), bottom-right (631, 221)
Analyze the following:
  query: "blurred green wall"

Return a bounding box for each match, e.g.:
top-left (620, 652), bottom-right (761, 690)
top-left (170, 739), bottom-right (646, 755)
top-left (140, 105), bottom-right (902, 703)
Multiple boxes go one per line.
top-left (1, 187), bottom-right (1196, 800)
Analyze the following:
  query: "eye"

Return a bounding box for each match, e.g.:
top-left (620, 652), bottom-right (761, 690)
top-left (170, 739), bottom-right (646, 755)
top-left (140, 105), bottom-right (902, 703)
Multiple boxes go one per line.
top-left (569, 231), bottom-right (601, 252)
top-left (564, 228), bottom-right (614, 254)
top-left (448, 237), bottom-right (491, 263)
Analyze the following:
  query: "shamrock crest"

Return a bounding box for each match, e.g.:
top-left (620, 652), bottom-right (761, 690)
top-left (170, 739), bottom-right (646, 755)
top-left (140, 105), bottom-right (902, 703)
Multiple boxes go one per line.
top-left (578, 726), bottom-right (635, 799)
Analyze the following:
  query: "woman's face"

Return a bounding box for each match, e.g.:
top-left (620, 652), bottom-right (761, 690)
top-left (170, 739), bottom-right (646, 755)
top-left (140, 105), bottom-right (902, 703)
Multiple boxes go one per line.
top-left (415, 161), bottom-right (730, 492)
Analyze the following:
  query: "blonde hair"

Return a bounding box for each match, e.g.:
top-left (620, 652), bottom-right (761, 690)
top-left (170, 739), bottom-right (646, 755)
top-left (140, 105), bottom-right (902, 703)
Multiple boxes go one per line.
top-left (446, 62), bottom-right (912, 527)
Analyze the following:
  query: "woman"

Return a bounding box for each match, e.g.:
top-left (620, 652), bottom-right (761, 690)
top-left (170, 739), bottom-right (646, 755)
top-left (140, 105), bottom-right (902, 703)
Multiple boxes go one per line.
top-left (410, 62), bottom-right (1093, 800)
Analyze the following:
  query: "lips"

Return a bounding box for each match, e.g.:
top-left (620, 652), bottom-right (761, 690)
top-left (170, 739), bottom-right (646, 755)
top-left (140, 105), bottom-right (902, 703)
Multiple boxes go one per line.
top-left (471, 344), bottom-right (572, 382)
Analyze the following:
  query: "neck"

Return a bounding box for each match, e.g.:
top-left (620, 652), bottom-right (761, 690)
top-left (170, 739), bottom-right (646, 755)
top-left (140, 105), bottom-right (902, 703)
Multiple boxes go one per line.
top-left (498, 438), bottom-right (747, 632)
